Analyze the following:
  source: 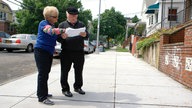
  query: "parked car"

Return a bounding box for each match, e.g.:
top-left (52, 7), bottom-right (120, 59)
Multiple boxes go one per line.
top-left (84, 40), bottom-right (95, 54)
top-left (1, 34), bottom-right (37, 52)
top-left (53, 42), bottom-right (62, 57)
top-left (0, 31), bottom-right (11, 51)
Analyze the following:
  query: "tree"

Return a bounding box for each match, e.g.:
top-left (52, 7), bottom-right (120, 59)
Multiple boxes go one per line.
top-left (15, 0), bottom-right (92, 34)
top-left (92, 7), bottom-right (126, 48)
top-left (132, 15), bottom-right (139, 23)
top-left (127, 15), bottom-right (140, 37)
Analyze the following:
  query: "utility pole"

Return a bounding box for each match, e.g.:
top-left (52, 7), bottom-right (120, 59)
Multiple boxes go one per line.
top-left (170, 0), bottom-right (173, 28)
top-left (95, 0), bottom-right (101, 54)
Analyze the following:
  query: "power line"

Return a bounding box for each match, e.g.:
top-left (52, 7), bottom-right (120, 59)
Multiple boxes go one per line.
top-left (6, 0), bottom-right (20, 7)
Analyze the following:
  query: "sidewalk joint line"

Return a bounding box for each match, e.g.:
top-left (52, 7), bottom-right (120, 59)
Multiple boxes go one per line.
top-left (113, 52), bottom-right (117, 108)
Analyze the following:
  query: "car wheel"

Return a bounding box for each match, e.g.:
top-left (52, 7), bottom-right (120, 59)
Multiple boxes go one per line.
top-left (7, 49), bottom-right (13, 52)
top-left (26, 44), bottom-right (33, 53)
top-left (0, 48), bottom-right (4, 51)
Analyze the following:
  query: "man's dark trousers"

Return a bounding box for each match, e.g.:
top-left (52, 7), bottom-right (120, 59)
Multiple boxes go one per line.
top-left (60, 50), bottom-right (84, 92)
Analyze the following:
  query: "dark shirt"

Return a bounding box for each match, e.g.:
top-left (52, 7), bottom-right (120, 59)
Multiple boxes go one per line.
top-left (57, 20), bottom-right (89, 52)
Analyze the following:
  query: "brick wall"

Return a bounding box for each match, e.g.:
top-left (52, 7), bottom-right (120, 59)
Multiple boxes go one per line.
top-left (132, 36), bottom-right (140, 56)
top-left (159, 26), bottom-right (192, 88)
top-left (0, 21), bottom-right (16, 35)
top-left (0, 22), bottom-right (6, 31)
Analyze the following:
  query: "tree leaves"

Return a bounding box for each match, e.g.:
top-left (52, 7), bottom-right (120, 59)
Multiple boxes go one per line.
top-left (14, 0), bottom-right (92, 34)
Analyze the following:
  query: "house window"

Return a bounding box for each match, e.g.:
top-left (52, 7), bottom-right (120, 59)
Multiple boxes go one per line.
top-left (168, 9), bottom-right (177, 21)
top-left (148, 16), bottom-right (154, 25)
top-left (0, 12), bottom-right (2, 19)
top-left (151, 16), bottom-right (153, 24)
top-left (155, 13), bottom-right (158, 23)
top-left (149, 18), bottom-right (150, 25)
top-left (0, 12), bottom-right (6, 20)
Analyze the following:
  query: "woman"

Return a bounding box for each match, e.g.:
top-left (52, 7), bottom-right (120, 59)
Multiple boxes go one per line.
top-left (34, 6), bottom-right (66, 105)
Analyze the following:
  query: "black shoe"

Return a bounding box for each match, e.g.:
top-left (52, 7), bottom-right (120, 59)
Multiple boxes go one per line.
top-left (40, 98), bottom-right (54, 105)
top-left (74, 88), bottom-right (85, 95)
top-left (47, 94), bottom-right (52, 97)
top-left (62, 91), bottom-right (73, 97)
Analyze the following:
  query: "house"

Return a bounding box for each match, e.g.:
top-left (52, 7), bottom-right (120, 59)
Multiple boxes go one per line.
top-left (0, 0), bottom-right (16, 34)
top-left (136, 0), bottom-right (192, 89)
top-left (142, 0), bottom-right (185, 36)
top-left (185, 0), bottom-right (192, 22)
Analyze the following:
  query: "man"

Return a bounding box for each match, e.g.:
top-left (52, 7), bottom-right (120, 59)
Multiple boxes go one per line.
top-left (57, 7), bottom-right (89, 97)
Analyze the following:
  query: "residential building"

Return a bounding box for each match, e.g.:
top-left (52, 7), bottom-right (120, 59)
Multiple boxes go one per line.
top-left (142, 0), bottom-right (185, 36)
top-left (0, 0), bottom-right (16, 34)
top-left (185, 0), bottom-right (192, 21)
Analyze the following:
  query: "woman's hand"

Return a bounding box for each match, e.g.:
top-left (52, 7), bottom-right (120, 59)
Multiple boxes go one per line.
top-left (61, 33), bottom-right (68, 39)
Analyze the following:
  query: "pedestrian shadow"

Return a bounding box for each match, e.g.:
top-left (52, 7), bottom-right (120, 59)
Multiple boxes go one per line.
top-left (52, 91), bottom-right (141, 108)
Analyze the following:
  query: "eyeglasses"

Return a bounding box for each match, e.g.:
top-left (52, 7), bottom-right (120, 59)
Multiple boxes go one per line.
top-left (50, 16), bottom-right (58, 18)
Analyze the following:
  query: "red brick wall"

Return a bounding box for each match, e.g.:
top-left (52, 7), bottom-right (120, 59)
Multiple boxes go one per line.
top-left (0, 22), bottom-right (16, 35)
top-left (159, 26), bottom-right (192, 88)
top-left (169, 29), bottom-right (184, 43)
top-left (0, 22), bottom-right (6, 31)
top-left (132, 36), bottom-right (140, 56)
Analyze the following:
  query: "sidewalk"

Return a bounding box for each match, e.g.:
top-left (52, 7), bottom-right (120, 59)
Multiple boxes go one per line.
top-left (1, 50), bottom-right (192, 108)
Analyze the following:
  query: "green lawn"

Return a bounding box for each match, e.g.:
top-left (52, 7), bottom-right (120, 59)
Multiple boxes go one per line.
top-left (115, 46), bottom-right (128, 52)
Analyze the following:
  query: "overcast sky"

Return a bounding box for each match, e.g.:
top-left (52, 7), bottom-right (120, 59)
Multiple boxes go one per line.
top-left (81, 0), bottom-right (143, 18)
top-left (4, 0), bottom-right (143, 19)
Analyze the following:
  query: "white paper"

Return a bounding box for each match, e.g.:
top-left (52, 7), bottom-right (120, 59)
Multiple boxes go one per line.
top-left (65, 27), bottom-right (86, 37)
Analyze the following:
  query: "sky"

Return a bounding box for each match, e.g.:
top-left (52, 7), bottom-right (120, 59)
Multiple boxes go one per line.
top-left (4, 0), bottom-right (143, 19)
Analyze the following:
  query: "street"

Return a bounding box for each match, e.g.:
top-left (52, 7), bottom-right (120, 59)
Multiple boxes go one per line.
top-left (0, 50), bottom-right (60, 85)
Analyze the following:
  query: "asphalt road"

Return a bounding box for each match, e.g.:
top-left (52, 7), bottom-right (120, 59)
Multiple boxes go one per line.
top-left (0, 50), bottom-right (60, 85)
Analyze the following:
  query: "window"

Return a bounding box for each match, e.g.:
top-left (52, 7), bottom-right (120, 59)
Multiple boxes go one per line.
top-left (0, 12), bottom-right (6, 20)
top-left (30, 35), bottom-right (37, 40)
top-left (0, 12), bottom-right (2, 19)
top-left (148, 16), bottom-right (153, 25)
top-left (151, 16), bottom-right (153, 24)
top-left (155, 13), bottom-right (158, 23)
top-left (168, 9), bottom-right (177, 21)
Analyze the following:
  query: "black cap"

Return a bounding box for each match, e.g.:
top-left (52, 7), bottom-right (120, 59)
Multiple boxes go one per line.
top-left (66, 7), bottom-right (79, 15)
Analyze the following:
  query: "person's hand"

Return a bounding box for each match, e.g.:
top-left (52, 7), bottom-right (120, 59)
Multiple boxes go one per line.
top-left (80, 32), bottom-right (86, 37)
top-left (61, 33), bottom-right (68, 39)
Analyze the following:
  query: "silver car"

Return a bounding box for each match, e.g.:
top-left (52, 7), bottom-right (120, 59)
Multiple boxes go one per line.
top-left (0, 31), bottom-right (11, 51)
top-left (84, 40), bottom-right (95, 54)
top-left (1, 34), bottom-right (37, 52)
top-left (53, 42), bottom-right (62, 57)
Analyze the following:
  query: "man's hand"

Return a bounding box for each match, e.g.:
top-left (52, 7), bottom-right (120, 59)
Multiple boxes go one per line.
top-left (79, 32), bottom-right (86, 37)
top-left (61, 33), bottom-right (68, 39)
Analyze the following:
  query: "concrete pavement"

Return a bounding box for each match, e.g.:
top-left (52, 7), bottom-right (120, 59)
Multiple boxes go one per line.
top-left (0, 50), bottom-right (192, 108)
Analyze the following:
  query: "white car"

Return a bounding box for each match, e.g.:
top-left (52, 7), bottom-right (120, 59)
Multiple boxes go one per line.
top-left (53, 42), bottom-right (62, 57)
top-left (84, 40), bottom-right (95, 54)
top-left (1, 34), bottom-right (36, 52)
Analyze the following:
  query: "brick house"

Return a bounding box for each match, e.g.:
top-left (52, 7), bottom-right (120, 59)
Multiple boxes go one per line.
top-left (158, 0), bottom-right (192, 88)
top-left (0, 0), bottom-right (16, 35)
top-left (137, 0), bottom-right (192, 88)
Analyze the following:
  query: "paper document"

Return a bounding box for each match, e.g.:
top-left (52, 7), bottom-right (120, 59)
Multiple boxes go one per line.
top-left (65, 27), bottom-right (86, 37)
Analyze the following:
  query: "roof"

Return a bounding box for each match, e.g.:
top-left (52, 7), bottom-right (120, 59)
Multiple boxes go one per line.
top-left (145, 3), bottom-right (159, 14)
top-left (1, 0), bottom-right (12, 12)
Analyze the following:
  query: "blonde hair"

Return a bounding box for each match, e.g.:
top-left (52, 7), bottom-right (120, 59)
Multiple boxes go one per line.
top-left (43, 6), bottom-right (59, 19)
